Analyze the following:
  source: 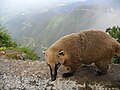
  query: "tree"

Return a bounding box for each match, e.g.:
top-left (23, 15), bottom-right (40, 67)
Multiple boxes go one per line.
top-left (106, 26), bottom-right (120, 63)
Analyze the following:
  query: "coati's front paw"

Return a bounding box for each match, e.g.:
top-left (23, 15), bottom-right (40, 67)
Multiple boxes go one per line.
top-left (95, 71), bottom-right (106, 76)
top-left (62, 72), bottom-right (73, 78)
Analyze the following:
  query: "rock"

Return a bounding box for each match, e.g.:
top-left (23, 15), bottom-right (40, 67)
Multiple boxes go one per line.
top-left (0, 51), bottom-right (5, 55)
top-left (0, 59), bottom-right (120, 90)
top-left (0, 50), bottom-right (30, 60)
top-left (109, 64), bottom-right (120, 88)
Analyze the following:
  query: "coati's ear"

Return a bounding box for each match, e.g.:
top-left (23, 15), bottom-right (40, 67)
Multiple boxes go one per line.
top-left (42, 51), bottom-right (46, 54)
top-left (59, 50), bottom-right (64, 56)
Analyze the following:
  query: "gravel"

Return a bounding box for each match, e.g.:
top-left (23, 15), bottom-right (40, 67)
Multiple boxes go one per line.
top-left (0, 59), bottom-right (120, 90)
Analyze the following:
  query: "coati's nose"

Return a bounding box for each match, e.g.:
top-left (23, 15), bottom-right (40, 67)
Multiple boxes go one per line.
top-left (51, 75), bottom-right (56, 81)
top-left (48, 62), bottom-right (61, 81)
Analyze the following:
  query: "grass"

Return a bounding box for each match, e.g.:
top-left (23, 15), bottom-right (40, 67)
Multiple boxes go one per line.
top-left (16, 47), bottom-right (38, 60)
top-left (0, 47), bottom-right (7, 51)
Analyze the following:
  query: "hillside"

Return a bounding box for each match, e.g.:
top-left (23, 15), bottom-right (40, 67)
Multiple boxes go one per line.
top-left (1, 1), bottom-right (120, 58)
top-left (22, 5), bottom-right (120, 57)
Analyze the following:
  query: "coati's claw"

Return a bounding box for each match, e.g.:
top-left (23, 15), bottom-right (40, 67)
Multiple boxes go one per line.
top-left (62, 72), bottom-right (73, 78)
top-left (95, 71), bottom-right (106, 76)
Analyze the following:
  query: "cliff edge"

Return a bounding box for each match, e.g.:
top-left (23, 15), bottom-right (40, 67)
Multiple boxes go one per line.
top-left (0, 59), bottom-right (120, 90)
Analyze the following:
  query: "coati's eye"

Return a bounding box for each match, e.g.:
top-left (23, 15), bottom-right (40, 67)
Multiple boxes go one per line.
top-left (56, 62), bottom-right (60, 66)
top-left (55, 62), bottom-right (61, 69)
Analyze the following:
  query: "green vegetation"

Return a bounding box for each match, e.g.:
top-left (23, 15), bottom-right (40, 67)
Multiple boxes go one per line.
top-left (0, 24), bottom-right (38, 60)
top-left (106, 26), bottom-right (120, 64)
top-left (15, 47), bottom-right (37, 60)
top-left (0, 25), bottom-right (17, 47)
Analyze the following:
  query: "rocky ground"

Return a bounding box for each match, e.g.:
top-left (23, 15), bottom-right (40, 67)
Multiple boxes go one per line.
top-left (0, 59), bottom-right (120, 90)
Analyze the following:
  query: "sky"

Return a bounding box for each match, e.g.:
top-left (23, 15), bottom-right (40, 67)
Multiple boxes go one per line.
top-left (0, 0), bottom-right (86, 12)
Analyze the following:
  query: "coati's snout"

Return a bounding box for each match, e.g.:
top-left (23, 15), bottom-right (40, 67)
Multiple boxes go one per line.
top-left (43, 50), bottom-right (64, 81)
top-left (47, 62), bottom-right (61, 81)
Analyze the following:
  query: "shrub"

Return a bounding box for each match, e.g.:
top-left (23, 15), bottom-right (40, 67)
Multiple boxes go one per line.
top-left (0, 25), bottom-right (17, 47)
top-left (106, 26), bottom-right (120, 64)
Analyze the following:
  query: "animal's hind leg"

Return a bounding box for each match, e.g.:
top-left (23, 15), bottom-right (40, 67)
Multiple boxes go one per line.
top-left (95, 60), bottom-right (110, 76)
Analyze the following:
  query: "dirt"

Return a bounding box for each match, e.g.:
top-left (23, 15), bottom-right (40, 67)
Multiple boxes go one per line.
top-left (0, 59), bottom-right (120, 90)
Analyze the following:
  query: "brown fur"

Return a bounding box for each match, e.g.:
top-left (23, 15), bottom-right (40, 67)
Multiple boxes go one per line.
top-left (44, 30), bottom-right (120, 80)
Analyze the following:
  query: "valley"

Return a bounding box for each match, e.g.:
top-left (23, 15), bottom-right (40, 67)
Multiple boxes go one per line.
top-left (0, 0), bottom-right (120, 58)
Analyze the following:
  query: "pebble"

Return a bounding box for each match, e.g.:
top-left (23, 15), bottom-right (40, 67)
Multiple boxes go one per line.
top-left (0, 59), bottom-right (120, 90)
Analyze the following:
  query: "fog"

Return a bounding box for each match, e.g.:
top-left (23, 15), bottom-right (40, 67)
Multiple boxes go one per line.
top-left (0, 0), bottom-right (120, 57)
top-left (92, 9), bottom-right (120, 30)
top-left (88, 0), bottom-right (120, 30)
top-left (0, 0), bottom-right (86, 13)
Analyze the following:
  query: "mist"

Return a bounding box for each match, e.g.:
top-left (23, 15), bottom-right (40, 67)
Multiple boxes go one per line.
top-left (0, 0), bottom-right (86, 13)
top-left (92, 8), bottom-right (120, 30)
top-left (85, 0), bottom-right (120, 7)
top-left (0, 0), bottom-right (120, 58)
top-left (85, 0), bottom-right (120, 30)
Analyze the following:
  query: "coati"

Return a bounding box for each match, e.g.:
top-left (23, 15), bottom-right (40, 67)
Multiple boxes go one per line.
top-left (43, 30), bottom-right (120, 81)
